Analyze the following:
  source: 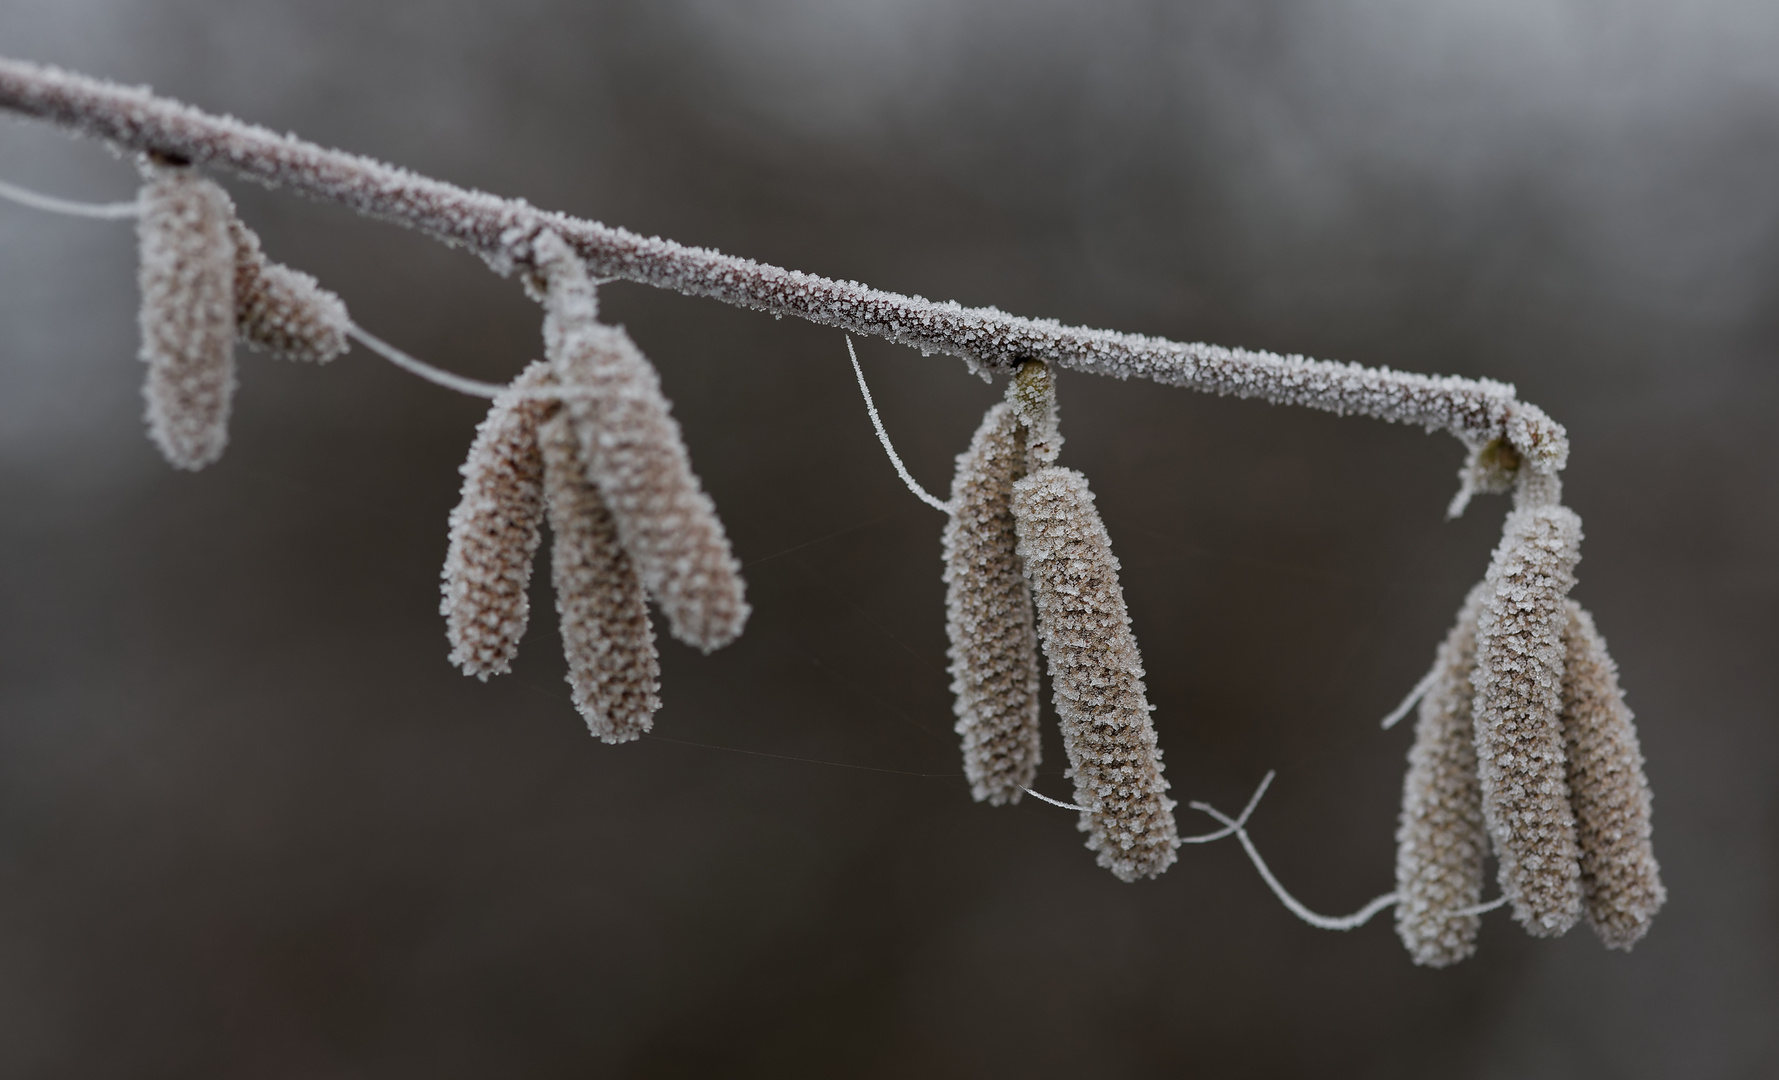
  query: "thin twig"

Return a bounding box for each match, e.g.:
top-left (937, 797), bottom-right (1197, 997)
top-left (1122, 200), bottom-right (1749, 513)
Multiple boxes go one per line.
top-left (0, 57), bottom-right (1568, 472)
top-left (0, 175), bottom-right (140, 218)
top-left (1379, 665), bottom-right (1440, 730)
top-left (346, 324), bottom-right (511, 398)
top-left (1191, 776), bottom-right (1398, 931)
top-left (846, 335), bottom-right (951, 512)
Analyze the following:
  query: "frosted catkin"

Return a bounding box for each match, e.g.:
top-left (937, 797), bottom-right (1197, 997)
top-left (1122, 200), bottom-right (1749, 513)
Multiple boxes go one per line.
top-left (1561, 602), bottom-right (1665, 949)
top-left (1472, 504), bottom-right (1584, 937)
top-left (1013, 466), bottom-right (1178, 881)
top-left (1394, 583), bottom-right (1490, 967)
top-left (539, 410), bottom-right (662, 743)
top-left (531, 231), bottom-right (749, 652)
top-left (226, 213), bottom-right (348, 363)
top-left (441, 360), bottom-right (557, 680)
top-left (136, 168), bottom-right (237, 470)
top-left (943, 401), bottom-right (1042, 805)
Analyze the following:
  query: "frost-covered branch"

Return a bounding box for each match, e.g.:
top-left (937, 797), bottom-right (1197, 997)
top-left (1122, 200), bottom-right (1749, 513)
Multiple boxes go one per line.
top-left (2, 57), bottom-right (1660, 963)
top-left (0, 57), bottom-right (1567, 471)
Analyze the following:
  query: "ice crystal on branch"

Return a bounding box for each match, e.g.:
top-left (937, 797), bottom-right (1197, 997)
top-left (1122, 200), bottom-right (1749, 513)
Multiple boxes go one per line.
top-left (441, 360), bottom-right (557, 680)
top-left (944, 400), bottom-right (1042, 805)
top-left (136, 167), bottom-right (237, 470)
top-left (1561, 602), bottom-right (1666, 949)
top-left (1472, 498), bottom-right (1585, 937)
top-left (1014, 466), bottom-right (1178, 881)
top-left (532, 231), bottom-right (749, 652)
top-left (540, 411), bottom-right (662, 743)
top-left (1394, 584), bottom-right (1490, 967)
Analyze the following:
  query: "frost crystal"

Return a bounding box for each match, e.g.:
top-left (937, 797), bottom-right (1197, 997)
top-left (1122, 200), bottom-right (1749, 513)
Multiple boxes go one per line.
top-left (532, 231), bottom-right (749, 652)
top-left (1013, 466), bottom-right (1178, 881)
top-left (1472, 502), bottom-right (1584, 937)
top-left (540, 411), bottom-right (662, 743)
top-left (441, 360), bottom-right (556, 680)
top-left (1394, 583), bottom-right (1490, 967)
top-left (227, 212), bottom-right (348, 363)
top-left (1560, 602), bottom-right (1666, 949)
top-left (943, 400), bottom-right (1042, 805)
top-left (136, 167), bottom-right (236, 470)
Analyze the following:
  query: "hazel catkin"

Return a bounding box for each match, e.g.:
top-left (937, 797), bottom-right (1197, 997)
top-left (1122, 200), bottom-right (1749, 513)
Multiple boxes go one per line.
top-left (1013, 465), bottom-right (1178, 882)
top-left (441, 360), bottom-right (556, 680)
top-left (539, 410), bottom-right (662, 743)
top-left (1471, 502), bottom-right (1584, 937)
top-left (1560, 601), bottom-right (1665, 949)
top-left (1394, 583), bottom-right (1490, 967)
top-left (531, 230), bottom-right (749, 653)
top-left (944, 400), bottom-right (1042, 805)
top-left (136, 167), bottom-right (237, 470)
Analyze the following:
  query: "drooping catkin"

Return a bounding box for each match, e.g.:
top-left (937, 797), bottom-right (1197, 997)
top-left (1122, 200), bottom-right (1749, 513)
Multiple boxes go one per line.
top-left (1472, 498), bottom-right (1585, 937)
top-left (530, 230), bottom-right (749, 652)
top-left (1013, 466), bottom-right (1178, 881)
top-left (441, 360), bottom-right (557, 680)
top-left (943, 400), bottom-right (1042, 805)
top-left (227, 213), bottom-right (349, 363)
top-left (1394, 583), bottom-right (1490, 967)
top-left (539, 410), bottom-right (662, 743)
top-left (136, 167), bottom-right (237, 470)
top-left (1561, 602), bottom-right (1665, 949)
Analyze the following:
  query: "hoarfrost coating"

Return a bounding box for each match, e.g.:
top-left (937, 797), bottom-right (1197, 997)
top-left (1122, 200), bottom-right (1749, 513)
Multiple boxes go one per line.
top-left (1394, 583), bottom-right (1490, 967)
top-left (441, 361), bottom-right (557, 680)
top-left (0, 58), bottom-right (1567, 473)
top-left (540, 411), bottom-right (663, 744)
top-left (944, 400), bottom-right (1043, 806)
top-left (1013, 466), bottom-right (1178, 882)
top-left (533, 231), bottom-right (749, 652)
top-left (136, 168), bottom-right (237, 471)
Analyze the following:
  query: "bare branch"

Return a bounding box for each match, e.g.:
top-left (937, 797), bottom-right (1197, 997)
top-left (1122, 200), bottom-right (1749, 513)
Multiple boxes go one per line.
top-left (0, 57), bottom-right (1567, 471)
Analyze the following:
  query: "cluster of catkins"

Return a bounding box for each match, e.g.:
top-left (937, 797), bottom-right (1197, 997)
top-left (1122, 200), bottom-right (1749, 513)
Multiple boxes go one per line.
top-left (134, 161), bottom-right (350, 469)
top-left (136, 170), bottom-right (747, 737)
top-left (440, 231), bottom-right (748, 740)
top-left (131, 160), bottom-right (1658, 945)
top-left (1394, 446), bottom-right (1665, 965)
top-left (942, 361), bottom-right (1179, 882)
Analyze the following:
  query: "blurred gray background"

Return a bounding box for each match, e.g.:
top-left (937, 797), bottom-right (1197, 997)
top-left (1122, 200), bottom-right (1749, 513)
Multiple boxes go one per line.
top-left (1, 1), bottom-right (1774, 1076)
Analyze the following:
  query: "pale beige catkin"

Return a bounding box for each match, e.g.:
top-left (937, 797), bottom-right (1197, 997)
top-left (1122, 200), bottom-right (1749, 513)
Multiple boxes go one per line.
top-left (539, 410), bottom-right (662, 743)
top-left (1394, 583), bottom-right (1490, 967)
top-left (1013, 466), bottom-right (1178, 882)
top-left (441, 360), bottom-right (557, 680)
top-left (1472, 504), bottom-right (1584, 937)
top-left (1561, 602), bottom-right (1666, 949)
top-left (136, 168), bottom-right (237, 470)
top-left (226, 213), bottom-right (349, 363)
top-left (531, 231), bottom-right (748, 652)
top-left (943, 401), bottom-right (1042, 805)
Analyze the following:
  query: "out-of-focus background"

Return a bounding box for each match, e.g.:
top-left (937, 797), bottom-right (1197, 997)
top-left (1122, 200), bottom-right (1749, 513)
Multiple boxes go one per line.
top-left (1, 2), bottom-right (1774, 1076)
